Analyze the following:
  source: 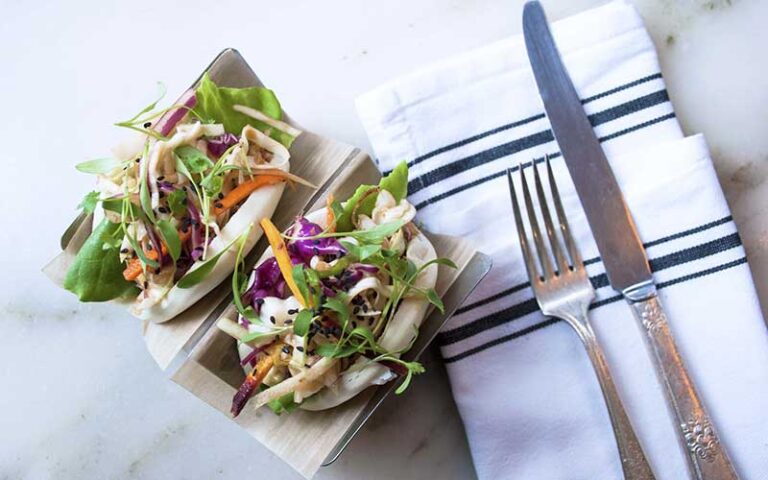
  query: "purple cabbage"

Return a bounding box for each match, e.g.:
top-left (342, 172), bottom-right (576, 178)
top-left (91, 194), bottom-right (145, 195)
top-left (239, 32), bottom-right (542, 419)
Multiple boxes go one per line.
top-left (157, 181), bottom-right (175, 193)
top-left (186, 200), bottom-right (206, 261)
top-left (241, 257), bottom-right (289, 313)
top-left (288, 218), bottom-right (346, 264)
top-left (207, 133), bottom-right (239, 158)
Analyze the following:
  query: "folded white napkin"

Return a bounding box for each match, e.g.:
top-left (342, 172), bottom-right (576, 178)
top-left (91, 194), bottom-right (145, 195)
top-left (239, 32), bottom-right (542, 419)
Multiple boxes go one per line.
top-left (356, 2), bottom-right (768, 479)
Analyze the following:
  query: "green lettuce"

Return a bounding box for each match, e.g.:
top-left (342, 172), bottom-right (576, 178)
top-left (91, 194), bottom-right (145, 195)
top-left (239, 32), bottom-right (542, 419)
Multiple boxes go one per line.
top-left (336, 161), bottom-right (409, 232)
top-left (194, 73), bottom-right (294, 147)
top-left (64, 219), bottom-right (139, 302)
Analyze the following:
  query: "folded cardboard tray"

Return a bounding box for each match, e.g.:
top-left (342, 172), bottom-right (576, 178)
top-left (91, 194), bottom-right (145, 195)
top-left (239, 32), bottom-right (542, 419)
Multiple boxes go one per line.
top-left (44, 49), bottom-right (492, 479)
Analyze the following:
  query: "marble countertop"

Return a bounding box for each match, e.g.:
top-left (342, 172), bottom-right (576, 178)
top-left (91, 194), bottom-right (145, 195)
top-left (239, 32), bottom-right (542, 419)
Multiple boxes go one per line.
top-left (2, 0), bottom-right (766, 478)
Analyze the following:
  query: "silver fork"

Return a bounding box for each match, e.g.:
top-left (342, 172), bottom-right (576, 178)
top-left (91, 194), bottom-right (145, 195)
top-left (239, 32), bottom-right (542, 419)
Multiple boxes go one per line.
top-left (507, 158), bottom-right (656, 480)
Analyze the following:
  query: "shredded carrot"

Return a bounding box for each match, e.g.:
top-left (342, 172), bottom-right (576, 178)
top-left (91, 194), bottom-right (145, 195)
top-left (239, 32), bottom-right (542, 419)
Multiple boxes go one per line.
top-left (178, 227), bottom-right (192, 244)
top-left (260, 218), bottom-right (306, 307)
top-left (326, 193), bottom-right (336, 233)
top-left (213, 175), bottom-right (286, 216)
top-left (122, 246), bottom-right (160, 281)
top-left (231, 354), bottom-right (275, 417)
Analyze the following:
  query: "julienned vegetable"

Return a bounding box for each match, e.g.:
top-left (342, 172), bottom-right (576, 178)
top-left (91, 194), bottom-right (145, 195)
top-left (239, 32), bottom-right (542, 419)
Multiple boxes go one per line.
top-left (219, 163), bottom-right (457, 416)
top-left (65, 75), bottom-right (307, 324)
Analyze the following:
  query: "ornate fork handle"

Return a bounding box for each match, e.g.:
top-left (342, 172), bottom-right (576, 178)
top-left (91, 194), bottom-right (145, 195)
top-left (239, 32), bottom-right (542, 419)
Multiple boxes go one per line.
top-left (565, 313), bottom-right (656, 480)
top-left (626, 285), bottom-right (739, 480)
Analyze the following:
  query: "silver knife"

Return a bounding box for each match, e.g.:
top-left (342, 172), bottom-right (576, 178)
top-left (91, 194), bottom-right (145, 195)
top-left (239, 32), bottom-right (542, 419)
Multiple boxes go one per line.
top-left (522, 2), bottom-right (739, 479)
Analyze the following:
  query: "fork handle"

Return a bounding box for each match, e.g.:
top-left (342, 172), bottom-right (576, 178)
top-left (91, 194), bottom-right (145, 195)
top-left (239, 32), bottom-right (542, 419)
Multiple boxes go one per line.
top-left (572, 319), bottom-right (657, 480)
top-left (625, 286), bottom-right (739, 480)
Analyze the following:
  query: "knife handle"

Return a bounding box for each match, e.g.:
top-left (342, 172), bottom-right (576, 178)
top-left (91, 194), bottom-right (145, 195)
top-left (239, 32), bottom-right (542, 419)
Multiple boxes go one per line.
top-left (626, 285), bottom-right (739, 480)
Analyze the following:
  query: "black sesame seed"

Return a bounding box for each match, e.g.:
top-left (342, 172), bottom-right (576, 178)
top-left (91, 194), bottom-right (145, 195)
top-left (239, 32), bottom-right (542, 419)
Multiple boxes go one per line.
top-left (256, 298), bottom-right (265, 306)
top-left (158, 191), bottom-right (165, 198)
top-left (287, 308), bottom-right (298, 315)
top-left (285, 319), bottom-right (293, 325)
top-left (143, 122), bottom-right (151, 128)
top-left (352, 321), bottom-right (358, 329)
top-left (135, 158), bottom-right (141, 163)
top-left (353, 307), bottom-right (360, 315)
top-left (194, 246), bottom-right (204, 252)
top-left (362, 305), bottom-right (369, 313)
top-left (296, 346), bottom-right (304, 352)
top-left (157, 175), bottom-right (165, 181)
top-left (147, 244), bottom-right (154, 251)
top-left (217, 193), bottom-right (224, 199)
top-left (182, 186), bottom-right (187, 191)
top-left (143, 281), bottom-right (148, 289)
top-left (282, 346), bottom-right (290, 354)
top-left (304, 363), bottom-right (311, 368)
top-left (158, 206), bottom-right (169, 214)
top-left (214, 202), bottom-right (223, 209)
top-left (269, 316), bottom-right (276, 324)
top-left (120, 248), bottom-right (129, 254)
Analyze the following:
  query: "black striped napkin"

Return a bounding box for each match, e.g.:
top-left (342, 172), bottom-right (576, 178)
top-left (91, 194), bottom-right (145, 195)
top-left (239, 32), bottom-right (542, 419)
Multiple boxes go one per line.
top-left (356, 1), bottom-right (767, 479)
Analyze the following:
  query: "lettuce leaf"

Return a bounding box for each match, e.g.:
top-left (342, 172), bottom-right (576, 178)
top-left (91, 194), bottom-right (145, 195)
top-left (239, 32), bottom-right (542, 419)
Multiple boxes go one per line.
top-left (336, 161), bottom-right (409, 232)
top-left (64, 219), bottom-right (139, 302)
top-left (194, 73), bottom-right (294, 147)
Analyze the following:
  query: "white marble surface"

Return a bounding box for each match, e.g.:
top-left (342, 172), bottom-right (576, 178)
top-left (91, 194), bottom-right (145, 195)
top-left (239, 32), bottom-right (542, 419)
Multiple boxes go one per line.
top-left (2, 0), bottom-right (766, 479)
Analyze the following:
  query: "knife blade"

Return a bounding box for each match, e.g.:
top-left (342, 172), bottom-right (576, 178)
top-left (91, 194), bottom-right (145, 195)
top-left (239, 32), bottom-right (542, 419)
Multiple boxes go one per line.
top-left (522, 1), bottom-right (649, 292)
top-left (522, 2), bottom-right (740, 479)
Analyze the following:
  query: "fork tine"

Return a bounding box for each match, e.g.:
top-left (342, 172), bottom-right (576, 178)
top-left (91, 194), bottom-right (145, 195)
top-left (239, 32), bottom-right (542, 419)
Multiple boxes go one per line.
top-left (506, 168), bottom-right (540, 283)
top-left (532, 156), bottom-right (569, 274)
top-left (519, 162), bottom-right (555, 279)
top-left (546, 155), bottom-right (583, 269)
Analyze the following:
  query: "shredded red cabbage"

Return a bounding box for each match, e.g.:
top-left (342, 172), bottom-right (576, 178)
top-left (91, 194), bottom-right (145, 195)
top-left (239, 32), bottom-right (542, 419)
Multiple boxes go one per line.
top-left (207, 133), bottom-right (239, 158)
top-left (288, 218), bottom-right (346, 264)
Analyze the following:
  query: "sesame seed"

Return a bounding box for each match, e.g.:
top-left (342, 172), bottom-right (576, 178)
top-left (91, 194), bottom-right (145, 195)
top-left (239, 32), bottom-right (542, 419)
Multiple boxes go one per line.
top-left (135, 158), bottom-right (141, 163)
top-left (287, 308), bottom-right (298, 315)
top-left (157, 176), bottom-right (165, 181)
top-left (143, 122), bottom-right (151, 128)
top-left (120, 248), bottom-right (129, 254)
top-left (147, 244), bottom-right (153, 251)
top-left (282, 346), bottom-right (290, 354)
top-left (285, 319), bottom-right (293, 325)
top-left (214, 202), bottom-right (223, 209)
top-left (143, 281), bottom-right (148, 289)
top-left (296, 346), bottom-right (304, 352)
top-left (218, 193), bottom-right (224, 199)
top-left (158, 206), bottom-right (169, 214)
top-left (256, 298), bottom-right (265, 306)
top-left (270, 316), bottom-right (276, 324)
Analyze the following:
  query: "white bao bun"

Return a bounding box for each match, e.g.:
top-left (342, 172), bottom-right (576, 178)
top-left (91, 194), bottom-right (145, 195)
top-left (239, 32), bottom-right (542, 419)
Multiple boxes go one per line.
top-left (132, 128), bottom-right (290, 324)
top-left (238, 207), bottom-right (438, 411)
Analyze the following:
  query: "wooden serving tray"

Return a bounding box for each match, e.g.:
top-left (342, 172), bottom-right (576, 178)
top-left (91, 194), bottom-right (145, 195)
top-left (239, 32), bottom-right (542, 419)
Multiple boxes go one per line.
top-left (44, 49), bottom-right (491, 479)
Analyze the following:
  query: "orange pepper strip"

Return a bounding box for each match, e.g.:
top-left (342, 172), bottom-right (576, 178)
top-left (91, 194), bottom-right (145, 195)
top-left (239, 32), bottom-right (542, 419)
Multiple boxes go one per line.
top-left (213, 175), bottom-right (285, 216)
top-left (326, 193), bottom-right (336, 233)
top-left (260, 218), bottom-right (306, 307)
